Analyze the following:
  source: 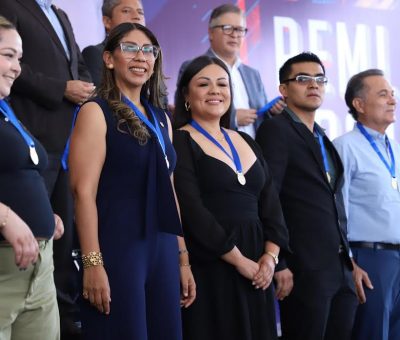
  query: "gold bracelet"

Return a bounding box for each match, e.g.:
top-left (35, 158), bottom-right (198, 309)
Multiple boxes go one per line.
top-left (179, 249), bottom-right (189, 255)
top-left (0, 206), bottom-right (10, 230)
top-left (180, 263), bottom-right (191, 267)
top-left (81, 251), bottom-right (104, 269)
top-left (265, 251), bottom-right (279, 265)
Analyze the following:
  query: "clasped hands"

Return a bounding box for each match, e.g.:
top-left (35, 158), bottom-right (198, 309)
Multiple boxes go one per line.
top-left (235, 253), bottom-right (276, 290)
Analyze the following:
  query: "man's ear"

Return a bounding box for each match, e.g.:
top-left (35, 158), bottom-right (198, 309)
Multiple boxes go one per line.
top-left (279, 84), bottom-right (288, 99)
top-left (208, 27), bottom-right (213, 43)
top-left (352, 97), bottom-right (364, 114)
top-left (103, 16), bottom-right (112, 33)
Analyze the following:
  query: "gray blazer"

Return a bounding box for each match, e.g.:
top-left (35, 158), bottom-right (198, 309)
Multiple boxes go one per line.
top-left (175, 49), bottom-right (270, 130)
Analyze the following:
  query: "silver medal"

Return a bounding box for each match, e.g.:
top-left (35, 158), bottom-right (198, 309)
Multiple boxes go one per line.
top-left (237, 172), bottom-right (246, 186)
top-left (392, 177), bottom-right (398, 190)
top-left (165, 156), bottom-right (169, 169)
top-left (326, 172), bottom-right (331, 183)
top-left (30, 146), bottom-right (39, 165)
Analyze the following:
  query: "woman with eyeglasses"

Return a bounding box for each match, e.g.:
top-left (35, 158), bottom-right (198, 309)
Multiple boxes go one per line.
top-left (0, 16), bottom-right (63, 339)
top-left (173, 55), bottom-right (289, 340)
top-left (69, 23), bottom-right (195, 339)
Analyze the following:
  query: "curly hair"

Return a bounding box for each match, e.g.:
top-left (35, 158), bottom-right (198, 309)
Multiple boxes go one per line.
top-left (96, 22), bottom-right (166, 144)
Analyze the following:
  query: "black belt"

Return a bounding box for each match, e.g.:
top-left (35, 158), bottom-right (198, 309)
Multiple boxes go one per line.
top-left (350, 241), bottom-right (400, 251)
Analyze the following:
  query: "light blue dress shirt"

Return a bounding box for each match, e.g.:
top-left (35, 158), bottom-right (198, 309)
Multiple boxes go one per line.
top-left (35, 0), bottom-right (70, 60)
top-left (334, 124), bottom-right (400, 243)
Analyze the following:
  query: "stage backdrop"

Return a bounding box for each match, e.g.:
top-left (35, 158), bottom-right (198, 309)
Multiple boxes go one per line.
top-left (54, 0), bottom-right (400, 140)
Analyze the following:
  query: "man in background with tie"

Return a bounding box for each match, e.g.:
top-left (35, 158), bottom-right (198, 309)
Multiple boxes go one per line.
top-left (334, 69), bottom-right (400, 340)
top-left (1, 0), bottom-right (93, 338)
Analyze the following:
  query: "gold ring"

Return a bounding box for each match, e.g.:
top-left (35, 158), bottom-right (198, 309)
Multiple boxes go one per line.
top-left (82, 291), bottom-right (88, 298)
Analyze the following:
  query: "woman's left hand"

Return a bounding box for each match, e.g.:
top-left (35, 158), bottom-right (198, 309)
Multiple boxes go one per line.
top-left (53, 214), bottom-right (64, 240)
top-left (253, 253), bottom-right (275, 290)
top-left (180, 265), bottom-right (196, 308)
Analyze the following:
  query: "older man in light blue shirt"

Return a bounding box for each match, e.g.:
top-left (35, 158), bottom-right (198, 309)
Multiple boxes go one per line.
top-left (334, 69), bottom-right (400, 340)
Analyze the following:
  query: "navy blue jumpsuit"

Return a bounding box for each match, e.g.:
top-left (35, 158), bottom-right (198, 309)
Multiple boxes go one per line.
top-left (80, 98), bottom-right (183, 340)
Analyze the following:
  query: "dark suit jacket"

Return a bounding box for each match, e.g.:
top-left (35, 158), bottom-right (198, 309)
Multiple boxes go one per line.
top-left (256, 110), bottom-right (352, 272)
top-left (175, 49), bottom-right (269, 130)
top-left (82, 40), bottom-right (105, 87)
top-left (1, 0), bottom-right (92, 154)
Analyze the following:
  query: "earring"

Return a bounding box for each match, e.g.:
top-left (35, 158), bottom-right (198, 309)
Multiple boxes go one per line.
top-left (107, 64), bottom-right (114, 69)
top-left (184, 101), bottom-right (190, 111)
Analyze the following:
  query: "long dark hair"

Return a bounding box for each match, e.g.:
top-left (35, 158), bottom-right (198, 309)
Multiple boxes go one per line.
top-left (174, 55), bottom-right (232, 129)
top-left (97, 22), bottom-right (166, 144)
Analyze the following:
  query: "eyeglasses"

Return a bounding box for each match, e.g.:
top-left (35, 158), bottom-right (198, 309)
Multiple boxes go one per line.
top-left (283, 75), bottom-right (328, 85)
top-left (211, 25), bottom-right (248, 37)
top-left (120, 42), bottom-right (160, 59)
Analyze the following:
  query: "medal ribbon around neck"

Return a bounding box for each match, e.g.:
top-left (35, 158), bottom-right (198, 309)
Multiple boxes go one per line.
top-left (0, 99), bottom-right (39, 165)
top-left (314, 128), bottom-right (331, 183)
top-left (357, 122), bottom-right (396, 184)
top-left (61, 105), bottom-right (81, 170)
top-left (190, 119), bottom-right (246, 185)
top-left (122, 96), bottom-right (169, 168)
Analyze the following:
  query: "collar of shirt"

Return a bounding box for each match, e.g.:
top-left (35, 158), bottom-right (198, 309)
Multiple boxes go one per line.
top-left (36, 0), bottom-right (52, 10)
top-left (354, 122), bottom-right (386, 141)
top-left (285, 107), bottom-right (326, 136)
top-left (285, 107), bottom-right (302, 123)
top-left (209, 48), bottom-right (241, 71)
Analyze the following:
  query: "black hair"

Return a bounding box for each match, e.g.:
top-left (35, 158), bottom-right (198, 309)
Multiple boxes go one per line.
top-left (174, 55), bottom-right (232, 129)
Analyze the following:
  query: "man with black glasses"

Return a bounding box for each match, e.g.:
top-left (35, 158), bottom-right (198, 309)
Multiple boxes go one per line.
top-left (256, 52), bottom-right (358, 340)
top-left (175, 3), bottom-right (284, 137)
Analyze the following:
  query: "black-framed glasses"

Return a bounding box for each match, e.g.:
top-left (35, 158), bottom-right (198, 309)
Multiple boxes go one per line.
top-left (283, 75), bottom-right (328, 85)
top-left (211, 25), bottom-right (248, 37)
top-left (120, 42), bottom-right (160, 59)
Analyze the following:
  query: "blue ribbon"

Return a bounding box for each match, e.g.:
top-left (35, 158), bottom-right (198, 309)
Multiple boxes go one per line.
top-left (0, 99), bottom-right (36, 152)
top-left (189, 119), bottom-right (243, 175)
top-left (314, 128), bottom-right (331, 181)
top-left (256, 96), bottom-right (282, 116)
top-left (61, 105), bottom-right (80, 170)
top-left (357, 122), bottom-right (396, 178)
top-left (122, 96), bottom-right (168, 167)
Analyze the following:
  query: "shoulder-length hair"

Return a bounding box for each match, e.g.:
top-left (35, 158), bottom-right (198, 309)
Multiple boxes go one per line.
top-left (174, 55), bottom-right (232, 129)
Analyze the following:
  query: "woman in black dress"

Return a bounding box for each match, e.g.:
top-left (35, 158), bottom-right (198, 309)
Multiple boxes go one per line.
top-left (173, 55), bottom-right (289, 340)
